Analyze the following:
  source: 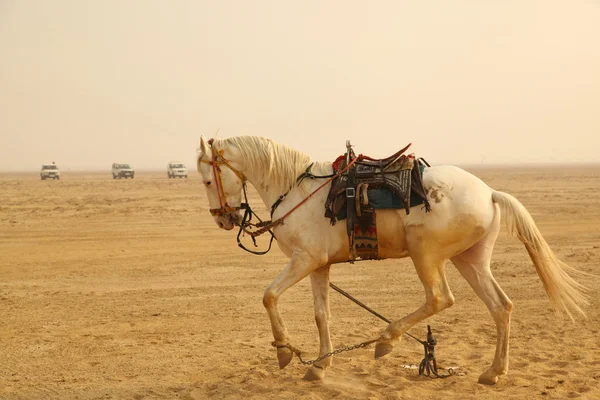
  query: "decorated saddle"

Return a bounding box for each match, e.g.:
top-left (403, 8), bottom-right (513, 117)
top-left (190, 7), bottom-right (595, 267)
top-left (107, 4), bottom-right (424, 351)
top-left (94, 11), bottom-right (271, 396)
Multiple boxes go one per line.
top-left (325, 141), bottom-right (431, 261)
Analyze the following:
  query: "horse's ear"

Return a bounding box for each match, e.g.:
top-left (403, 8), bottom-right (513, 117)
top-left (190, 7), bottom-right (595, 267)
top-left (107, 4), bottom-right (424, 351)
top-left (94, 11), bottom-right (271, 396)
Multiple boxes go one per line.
top-left (199, 135), bottom-right (210, 156)
top-left (197, 135), bottom-right (209, 173)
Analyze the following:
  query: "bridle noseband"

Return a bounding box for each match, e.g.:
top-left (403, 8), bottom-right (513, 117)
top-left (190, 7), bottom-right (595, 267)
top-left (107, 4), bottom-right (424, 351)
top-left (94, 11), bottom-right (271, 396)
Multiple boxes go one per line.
top-left (199, 139), bottom-right (246, 218)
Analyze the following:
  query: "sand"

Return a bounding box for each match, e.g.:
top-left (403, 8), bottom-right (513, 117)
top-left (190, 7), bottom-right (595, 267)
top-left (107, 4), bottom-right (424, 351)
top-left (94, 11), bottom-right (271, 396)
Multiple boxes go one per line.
top-left (1, 167), bottom-right (599, 399)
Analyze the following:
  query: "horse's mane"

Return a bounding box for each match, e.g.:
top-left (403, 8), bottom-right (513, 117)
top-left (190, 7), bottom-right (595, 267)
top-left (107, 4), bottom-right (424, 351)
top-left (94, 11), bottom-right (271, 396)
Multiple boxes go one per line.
top-left (213, 136), bottom-right (325, 195)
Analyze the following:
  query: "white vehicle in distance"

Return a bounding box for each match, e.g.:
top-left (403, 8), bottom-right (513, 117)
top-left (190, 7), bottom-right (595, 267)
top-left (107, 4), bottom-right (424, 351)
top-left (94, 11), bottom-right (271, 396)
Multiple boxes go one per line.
top-left (167, 162), bottom-right (187, 179)
top-left (112, 163), bottom-right (135, 179)
top-left (40, 163), bottom-right (60, 180)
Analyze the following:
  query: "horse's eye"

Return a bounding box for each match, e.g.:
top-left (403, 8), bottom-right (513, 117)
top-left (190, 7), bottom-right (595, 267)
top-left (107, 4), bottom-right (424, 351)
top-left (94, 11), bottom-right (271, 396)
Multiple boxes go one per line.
top-left (204, 181), bottom-right (211, 187)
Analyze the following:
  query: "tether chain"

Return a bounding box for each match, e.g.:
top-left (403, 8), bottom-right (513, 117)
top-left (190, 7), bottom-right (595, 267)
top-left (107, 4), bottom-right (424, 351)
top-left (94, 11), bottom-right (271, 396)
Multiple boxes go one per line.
top-left (274, 283), bottom-right (454, 378)
top-left (274, 338), bottom-right (379, 366)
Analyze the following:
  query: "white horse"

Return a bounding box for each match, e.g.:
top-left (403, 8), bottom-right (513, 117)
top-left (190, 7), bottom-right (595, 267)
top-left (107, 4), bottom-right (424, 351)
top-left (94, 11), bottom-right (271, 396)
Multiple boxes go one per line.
top-left (196, 135), bottom-right (588, 384)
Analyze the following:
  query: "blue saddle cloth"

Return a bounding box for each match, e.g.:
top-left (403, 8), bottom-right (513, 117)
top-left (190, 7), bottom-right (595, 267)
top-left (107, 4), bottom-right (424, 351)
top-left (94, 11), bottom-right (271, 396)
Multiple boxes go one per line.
top-left (336, 165), bottom-right (427, 220)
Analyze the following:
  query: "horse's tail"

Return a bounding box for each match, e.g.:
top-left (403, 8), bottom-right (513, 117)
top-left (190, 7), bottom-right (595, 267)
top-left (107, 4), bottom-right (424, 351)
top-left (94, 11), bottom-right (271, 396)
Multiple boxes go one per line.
top-left (492, 190), bottom-right (589, 320)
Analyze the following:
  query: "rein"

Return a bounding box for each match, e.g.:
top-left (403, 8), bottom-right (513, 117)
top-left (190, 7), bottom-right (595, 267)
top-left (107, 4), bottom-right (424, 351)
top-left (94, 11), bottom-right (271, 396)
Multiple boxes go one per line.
top-left (270, 163), bottom-right (336, 217)
top-left (235, 158), bottom-right (358, 254)
top-left (262, 156), bottom-right (359, 232)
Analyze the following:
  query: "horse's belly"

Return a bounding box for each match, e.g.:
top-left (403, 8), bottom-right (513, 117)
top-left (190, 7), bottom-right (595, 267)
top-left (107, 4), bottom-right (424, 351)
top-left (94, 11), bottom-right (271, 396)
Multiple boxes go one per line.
top-left (375, 210), bottom-right (409, 258)
top-left (323, 209), bottom-right (408, 264)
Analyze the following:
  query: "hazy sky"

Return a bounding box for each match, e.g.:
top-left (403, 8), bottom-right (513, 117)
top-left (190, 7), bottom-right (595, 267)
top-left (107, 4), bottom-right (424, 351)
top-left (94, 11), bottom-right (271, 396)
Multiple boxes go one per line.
top-left (1, 1), bottom-right (599, 171)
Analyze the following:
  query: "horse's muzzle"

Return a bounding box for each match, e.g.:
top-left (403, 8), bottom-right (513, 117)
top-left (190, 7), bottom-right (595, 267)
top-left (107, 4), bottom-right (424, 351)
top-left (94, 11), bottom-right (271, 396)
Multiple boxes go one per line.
top-left (215, 210), bottom-right (242, 231)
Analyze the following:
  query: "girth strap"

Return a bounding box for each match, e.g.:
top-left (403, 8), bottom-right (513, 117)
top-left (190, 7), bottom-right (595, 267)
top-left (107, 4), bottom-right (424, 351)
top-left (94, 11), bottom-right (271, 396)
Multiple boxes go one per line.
top-left (346, 160), bottom-right (357, 258)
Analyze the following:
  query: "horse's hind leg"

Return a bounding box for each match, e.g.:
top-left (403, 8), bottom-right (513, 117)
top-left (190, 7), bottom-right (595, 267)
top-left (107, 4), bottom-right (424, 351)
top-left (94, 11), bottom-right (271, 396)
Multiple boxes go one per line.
top-left (451, 202), bottom-right (513, 385)
top-left (375, 249), bottom-right (455, 358)
top-left (303, 265), bottom-right (332, 381)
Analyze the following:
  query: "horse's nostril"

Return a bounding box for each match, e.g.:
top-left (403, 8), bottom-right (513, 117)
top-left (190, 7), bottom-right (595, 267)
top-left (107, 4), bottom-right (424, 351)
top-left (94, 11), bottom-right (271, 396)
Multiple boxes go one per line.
top-left (218, 222), bottom-right (224, 229)
top-left (229, 214), bottom-right (240, 225)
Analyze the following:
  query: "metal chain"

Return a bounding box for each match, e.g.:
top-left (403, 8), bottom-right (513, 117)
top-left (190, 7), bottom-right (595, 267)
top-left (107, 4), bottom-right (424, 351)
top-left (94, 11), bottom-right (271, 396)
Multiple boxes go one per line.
top-left (274, 338), bottom-right (379, 366)
top-left (277, 339), bottom-right (455, 378)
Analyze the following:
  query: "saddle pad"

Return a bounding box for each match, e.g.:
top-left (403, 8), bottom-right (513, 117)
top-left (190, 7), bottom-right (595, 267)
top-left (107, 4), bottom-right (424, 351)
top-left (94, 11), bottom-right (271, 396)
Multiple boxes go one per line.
top-left (353, 221), bottom-right (379, 259)
top-left (336, 165), bottom-right (428, 221)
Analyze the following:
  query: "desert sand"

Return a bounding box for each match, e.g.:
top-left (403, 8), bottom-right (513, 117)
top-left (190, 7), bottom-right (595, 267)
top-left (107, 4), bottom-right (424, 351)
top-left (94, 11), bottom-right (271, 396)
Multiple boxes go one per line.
top-left (1, 167), bottom-right (599, 399)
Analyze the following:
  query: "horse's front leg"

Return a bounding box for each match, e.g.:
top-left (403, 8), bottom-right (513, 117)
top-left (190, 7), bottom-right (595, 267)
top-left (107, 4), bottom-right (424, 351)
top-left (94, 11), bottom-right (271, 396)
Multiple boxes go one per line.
top-left (303, 265), bottom-right (332, 381)
top-left (263, 251), bottom-right (321, 369)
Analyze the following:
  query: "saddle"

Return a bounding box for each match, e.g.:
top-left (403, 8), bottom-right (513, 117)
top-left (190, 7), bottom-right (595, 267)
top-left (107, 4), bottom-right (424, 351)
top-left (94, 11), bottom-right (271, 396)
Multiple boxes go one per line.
top-left (325, 141), bottom-right (431, 261)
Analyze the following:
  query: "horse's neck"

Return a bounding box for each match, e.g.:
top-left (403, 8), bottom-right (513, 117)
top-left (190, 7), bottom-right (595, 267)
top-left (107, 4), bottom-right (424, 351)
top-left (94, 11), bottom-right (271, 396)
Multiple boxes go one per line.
top-left (243, 160), bottom-right (333, 211)
top-left (219, 136), bottom-right (331, 210)
top-left (243, 169), bottom-right (289, 210)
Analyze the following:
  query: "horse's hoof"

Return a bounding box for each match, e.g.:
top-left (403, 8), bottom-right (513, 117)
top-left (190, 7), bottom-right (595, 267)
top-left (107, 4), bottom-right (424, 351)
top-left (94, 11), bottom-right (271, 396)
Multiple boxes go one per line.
top-left (478, 370), bottom-right (499, 385)
top-left (277, 346), bottom-right (294, 369)
top-left (302, 365), bottom-right (326, 381)
top-left (374, 342), bottom-right (394, 359)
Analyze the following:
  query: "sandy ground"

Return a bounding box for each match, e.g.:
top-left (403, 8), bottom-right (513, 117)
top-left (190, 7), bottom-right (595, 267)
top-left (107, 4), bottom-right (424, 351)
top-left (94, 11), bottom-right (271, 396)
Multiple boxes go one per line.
top-left (1, 167), bottom-right (599, 400)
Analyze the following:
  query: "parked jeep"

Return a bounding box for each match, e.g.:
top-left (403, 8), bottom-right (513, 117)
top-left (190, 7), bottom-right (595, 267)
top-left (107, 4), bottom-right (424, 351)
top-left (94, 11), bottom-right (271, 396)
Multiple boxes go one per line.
top-left (112, 163), bottom-right (135, 179)
top-left (40, 164), bottom-right (60, 180)
top-left (167, 162), bottom-right (188, 179)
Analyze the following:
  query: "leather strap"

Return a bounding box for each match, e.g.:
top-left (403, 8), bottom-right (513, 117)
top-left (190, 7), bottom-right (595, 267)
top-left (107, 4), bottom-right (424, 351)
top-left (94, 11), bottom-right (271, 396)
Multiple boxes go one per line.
top-left (346, 158), bottom-right (357, 259)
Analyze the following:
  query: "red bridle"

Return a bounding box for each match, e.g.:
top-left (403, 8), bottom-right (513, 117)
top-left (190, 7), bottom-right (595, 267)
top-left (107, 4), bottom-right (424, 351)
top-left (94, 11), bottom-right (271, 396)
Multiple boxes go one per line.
top-left (199, 139), bottom-right (246, 217)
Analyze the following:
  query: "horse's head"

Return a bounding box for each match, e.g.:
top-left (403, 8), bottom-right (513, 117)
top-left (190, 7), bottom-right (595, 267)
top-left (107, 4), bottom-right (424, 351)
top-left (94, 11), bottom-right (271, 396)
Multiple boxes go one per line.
top-left (197, 135), bottom-right (245, 230)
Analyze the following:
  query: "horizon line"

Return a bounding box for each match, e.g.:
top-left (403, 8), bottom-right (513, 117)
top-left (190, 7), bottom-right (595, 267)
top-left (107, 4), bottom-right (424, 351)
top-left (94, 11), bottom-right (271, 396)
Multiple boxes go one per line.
top-left (2, 161), bottom-right (600, 173)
